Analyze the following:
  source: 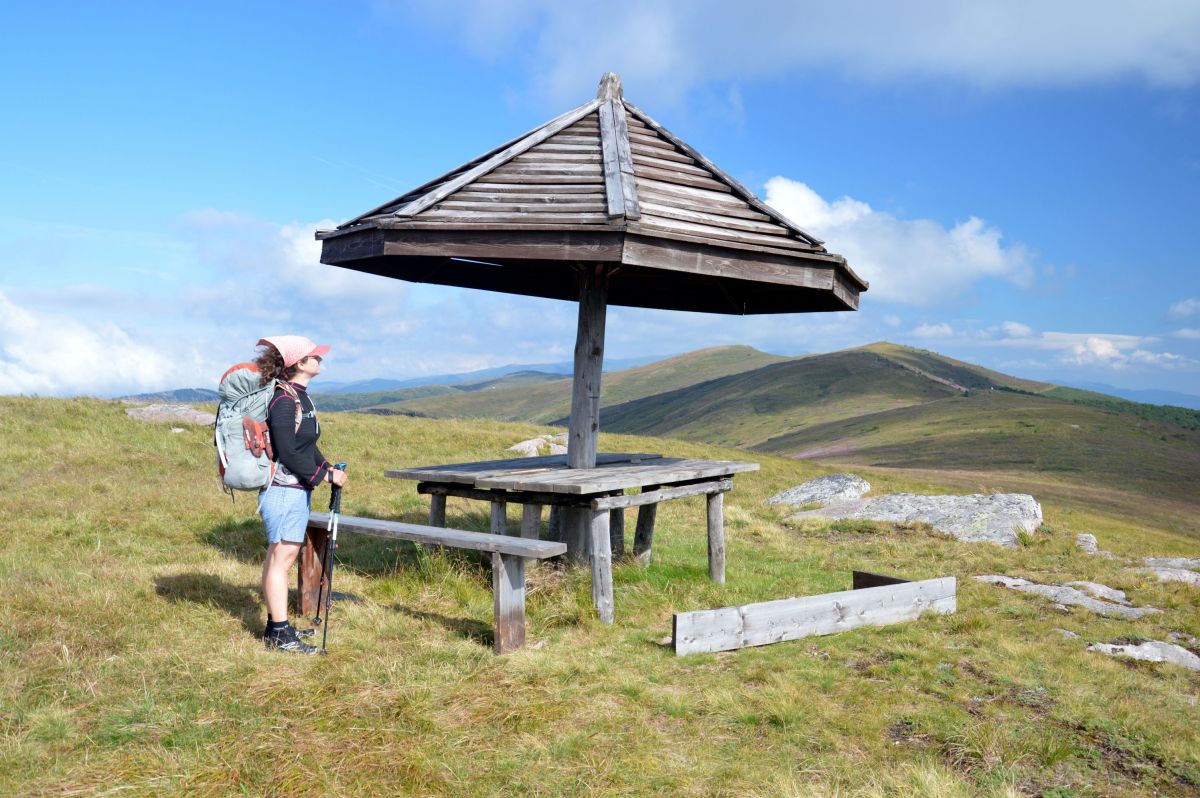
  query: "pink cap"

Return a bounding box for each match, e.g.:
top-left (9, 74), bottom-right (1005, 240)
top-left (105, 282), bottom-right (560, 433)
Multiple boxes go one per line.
top-left (257, 335), bottom-right (331, 368)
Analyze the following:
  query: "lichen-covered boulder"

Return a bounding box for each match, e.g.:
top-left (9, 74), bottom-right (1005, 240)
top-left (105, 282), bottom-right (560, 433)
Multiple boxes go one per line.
top-left (792, 492), bottom-right (1042, 547)
top-left (973, 575), bottom-right (1159, 619)
top-left (1087, 641), bottom-right (1200, 672)
top-left (766, 473), bottom-right (871, 506)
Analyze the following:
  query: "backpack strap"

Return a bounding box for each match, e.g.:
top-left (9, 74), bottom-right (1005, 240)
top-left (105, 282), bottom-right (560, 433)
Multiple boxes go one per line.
top-left (276, 380), bottom-right (305, 434)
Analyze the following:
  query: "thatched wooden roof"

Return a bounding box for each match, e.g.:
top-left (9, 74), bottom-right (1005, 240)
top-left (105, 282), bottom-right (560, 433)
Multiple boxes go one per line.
top-left (318, 73), bottom-right (867, 315)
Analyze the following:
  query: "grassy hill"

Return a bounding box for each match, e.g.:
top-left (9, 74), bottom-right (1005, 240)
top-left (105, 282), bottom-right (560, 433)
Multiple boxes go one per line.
top-left (595, 349), bottom-right (961, 448)
top-left (390, 345), bottom-right (788, 422)
top-left (2, 397), bottom-right (1198, 796)
top-left (755, 390), bottom-right (1200, 502)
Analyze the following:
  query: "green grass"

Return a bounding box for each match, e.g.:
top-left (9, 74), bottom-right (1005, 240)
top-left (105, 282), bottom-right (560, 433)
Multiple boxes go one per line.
top-left (2, 397), bottom-right (1199, 796)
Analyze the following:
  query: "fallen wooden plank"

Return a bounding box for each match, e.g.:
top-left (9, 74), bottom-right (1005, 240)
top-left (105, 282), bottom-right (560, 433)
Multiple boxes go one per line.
top-left (673, 574), bottom-right (957, 656)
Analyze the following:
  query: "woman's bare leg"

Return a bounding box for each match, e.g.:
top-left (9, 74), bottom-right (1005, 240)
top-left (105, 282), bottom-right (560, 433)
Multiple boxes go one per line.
top-left (262, 541), bottom-right (302, 623)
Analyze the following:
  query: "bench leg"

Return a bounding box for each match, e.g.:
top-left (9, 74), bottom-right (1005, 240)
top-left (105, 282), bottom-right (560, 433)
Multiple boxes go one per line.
top-left (633, 487), bottom-right (659, 566)
top-left (299, 521), bottom-right (329, 619)
top-left (521, 504), bottom-right (542, 540)
top-left (429, 494), bottom-right (446, 527)
top-left (707, 491), bottom-right (725, 584)
top-left (492, 552), bottom-right (526, 654)
top-left (589, 509), bottom-right (614, 624)
top-left (609, 507), bottom-right (625, 559)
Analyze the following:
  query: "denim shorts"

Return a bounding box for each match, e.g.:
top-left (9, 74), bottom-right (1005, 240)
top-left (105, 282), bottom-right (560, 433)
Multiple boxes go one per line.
top-left (258, 486), bottom-right (313, 545)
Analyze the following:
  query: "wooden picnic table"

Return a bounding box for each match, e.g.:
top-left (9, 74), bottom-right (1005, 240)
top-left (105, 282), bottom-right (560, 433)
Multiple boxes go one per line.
top-left (385, 453), bottom-right (759, 623)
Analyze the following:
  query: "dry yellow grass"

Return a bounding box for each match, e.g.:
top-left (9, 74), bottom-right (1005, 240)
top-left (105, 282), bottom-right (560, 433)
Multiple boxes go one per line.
top-left (1, 397), bottom-right (1197, 797)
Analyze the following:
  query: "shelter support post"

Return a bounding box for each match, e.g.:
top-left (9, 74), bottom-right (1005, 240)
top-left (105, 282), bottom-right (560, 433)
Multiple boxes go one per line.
top-left (564, 264), bottom-right (610, 562)
top-left (490, 497), bottom-right (508, 536)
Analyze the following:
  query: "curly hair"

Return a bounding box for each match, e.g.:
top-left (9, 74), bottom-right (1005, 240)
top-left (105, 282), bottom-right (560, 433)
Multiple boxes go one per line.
top-left (254, 344), bottom-right (299, 387)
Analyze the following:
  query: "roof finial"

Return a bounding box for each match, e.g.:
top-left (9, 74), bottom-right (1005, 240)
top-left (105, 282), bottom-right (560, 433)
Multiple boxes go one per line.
top-left (597, 72), bottom-right (623, 101)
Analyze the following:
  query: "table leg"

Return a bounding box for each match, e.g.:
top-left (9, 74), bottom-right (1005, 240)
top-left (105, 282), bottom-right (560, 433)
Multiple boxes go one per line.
top-left (429, 494), bottom-right (446, 527)
top-left (589, 509), bottom-right (614, 624)
top-left (707, 491), bottom-right (725, 584)
top-left (547, 505), bottom-right (561, 542)
top-left (521, 504), bottom-right (542, 540)
top-left (609, 507), bottom-right (625, 559)
top-left (490, 499), bottom-right (508, 535)
top-left (633, 484), bottom-right (659, 566)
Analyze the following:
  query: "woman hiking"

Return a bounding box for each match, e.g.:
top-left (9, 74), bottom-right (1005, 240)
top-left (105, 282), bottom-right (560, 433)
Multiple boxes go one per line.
top-left (255, 335), bottom-right (348, 654)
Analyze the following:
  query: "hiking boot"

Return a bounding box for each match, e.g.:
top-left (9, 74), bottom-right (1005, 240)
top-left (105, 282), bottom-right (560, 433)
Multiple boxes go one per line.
top-left (263, 625), bottom-right (318, 655)
top-left (262, 622), bottom-right (315, 638)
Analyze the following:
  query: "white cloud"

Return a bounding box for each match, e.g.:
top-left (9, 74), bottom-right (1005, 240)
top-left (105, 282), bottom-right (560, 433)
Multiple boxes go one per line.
top-left (1174, 328), bottom-right (1200, 340)
top-left (1169, 297), bottom-right (1200, 318)
top-left (400, 0), bottom-right (1200, 104)
top-left (1000, 321), bottom-right (1034, 338)
top-left (764, 178), bottom-right (1034, 305)
top-left (0, 289), bottom-right (195, 396)
top-left (983, 324), bottom-right (1197, 370)
top-left (911, 322), bottom-right (955, 338)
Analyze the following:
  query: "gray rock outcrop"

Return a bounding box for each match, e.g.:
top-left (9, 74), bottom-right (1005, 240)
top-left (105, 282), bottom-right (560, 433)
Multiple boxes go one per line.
top-left (125, 404), bottom-right (215, 425)
top-left (1086, 641), bottom-right (1200, 672)
top-left (1139, 567), bottom-right (1200, 587)
top-left (507, 433), bottom-right (568, 457)
top-left (793, 493), bottom-right (1042, 547)
top-left (1076, 534), bottom-right (1118, 559)
top-left (1143, 556), bottom-right (1200, 570)
top-left (1066, 581), bottom-right (1131, 605)
top-left (766, 473), bottom-right (871, 506)
top-left (973, 575), bottom-right (1160, 619)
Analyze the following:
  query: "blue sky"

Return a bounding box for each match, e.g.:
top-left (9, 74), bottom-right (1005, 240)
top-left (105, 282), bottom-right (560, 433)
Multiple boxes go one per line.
top-left (2, 1), bottom-right (1199, 397)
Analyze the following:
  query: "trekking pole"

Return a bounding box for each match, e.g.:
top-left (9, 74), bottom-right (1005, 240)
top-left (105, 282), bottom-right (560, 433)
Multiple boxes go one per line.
top-left (317, 463), bottom-right (347, 655)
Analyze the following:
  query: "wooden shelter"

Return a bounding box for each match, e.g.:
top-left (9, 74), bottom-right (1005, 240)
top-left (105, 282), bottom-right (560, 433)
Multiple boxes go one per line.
top-left (318, 72), bottom-right (867, 564)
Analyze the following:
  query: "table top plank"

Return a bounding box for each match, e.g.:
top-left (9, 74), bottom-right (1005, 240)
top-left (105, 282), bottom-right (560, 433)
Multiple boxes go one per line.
top-left (386, 452), bottom-right (663, 485)
top-left (475, 460), bottom-right (758, 494)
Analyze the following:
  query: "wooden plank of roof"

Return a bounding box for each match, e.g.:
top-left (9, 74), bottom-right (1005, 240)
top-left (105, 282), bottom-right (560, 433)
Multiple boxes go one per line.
top-left (598, 99), bottom-right (626, 219)
top-left (483, 173), bottom-right (605, 185)
top-left (629, 141), bottom-right (694, 165)
top-left (635, 177), bottom-right (747, 207)
top-left (637, 200), bottom-right (791, 235)
top-left (637, 187), bottom-right (771, 221)
top-left (394, 100), bottom-right (603, 219)
top-left (448, 192), bottom-right (605, 205)
top-left (633, 164), bottom-right (731, 192)
top-left (631, 153), bottom-right (713, 178)
top-left (434, 201), bottom-right (608, 213)
top-left (610, 97), bottom-right (641, 219)
top-left (623, 100), bottom-right (826, 247)
top-left (470, 182), bottom-right (602, 194)
top-left (635, 215), bottom-right (814, 250)
top-left (419, 210), bottom-right (612, 224)
top-left (513, 151), bottom-right (602, 164)
top-left (373, 226), bottom-right (625, 260)
top-left (621, 234), bottom-right (840, 291)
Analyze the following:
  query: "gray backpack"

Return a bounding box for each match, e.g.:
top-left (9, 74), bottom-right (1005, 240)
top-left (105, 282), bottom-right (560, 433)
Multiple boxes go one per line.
top-left (213, 362), bottom-right (301, 497)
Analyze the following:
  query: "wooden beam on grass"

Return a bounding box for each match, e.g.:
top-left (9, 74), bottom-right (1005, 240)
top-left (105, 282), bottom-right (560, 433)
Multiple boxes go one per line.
top-left (673, 575), bottom-right (957, 656)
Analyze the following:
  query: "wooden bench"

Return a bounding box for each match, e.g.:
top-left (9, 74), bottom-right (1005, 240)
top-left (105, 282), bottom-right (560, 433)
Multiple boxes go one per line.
top-left (302, 511), bottom-right (566, 654)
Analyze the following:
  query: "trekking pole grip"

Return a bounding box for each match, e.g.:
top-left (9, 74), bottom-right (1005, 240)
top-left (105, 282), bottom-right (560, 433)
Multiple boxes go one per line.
top-left (329, 463), bottom-right (347, 514)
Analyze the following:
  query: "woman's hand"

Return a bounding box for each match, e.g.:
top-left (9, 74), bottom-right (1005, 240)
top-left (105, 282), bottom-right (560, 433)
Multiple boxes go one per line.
top-left (329, 468), bottom-right (348, 487)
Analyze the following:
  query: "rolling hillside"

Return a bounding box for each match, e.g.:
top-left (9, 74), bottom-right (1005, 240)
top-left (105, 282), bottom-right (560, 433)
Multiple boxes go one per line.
top-left (390, 345), bottom-right (788, 422)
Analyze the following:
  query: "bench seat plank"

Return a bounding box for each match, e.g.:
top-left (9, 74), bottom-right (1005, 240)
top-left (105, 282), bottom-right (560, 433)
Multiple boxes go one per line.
top-left (309, 512), bottom-right (566, 559)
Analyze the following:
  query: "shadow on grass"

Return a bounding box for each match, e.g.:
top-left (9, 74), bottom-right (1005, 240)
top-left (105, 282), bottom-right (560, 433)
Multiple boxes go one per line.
top-left (154, 572), bottom-right (268, 637)
top-left (389, 604), bottom-right (494, 648)
top-left (200, 509), bottom-right (450, 576)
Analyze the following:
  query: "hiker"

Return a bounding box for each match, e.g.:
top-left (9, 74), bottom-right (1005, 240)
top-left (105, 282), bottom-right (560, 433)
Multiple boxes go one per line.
top-left (254, 335), bottom-right (348, 654)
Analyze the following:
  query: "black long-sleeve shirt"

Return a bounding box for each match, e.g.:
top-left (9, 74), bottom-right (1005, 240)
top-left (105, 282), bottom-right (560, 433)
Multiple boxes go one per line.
top-left (266, 382), bottom-right (330, 489)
